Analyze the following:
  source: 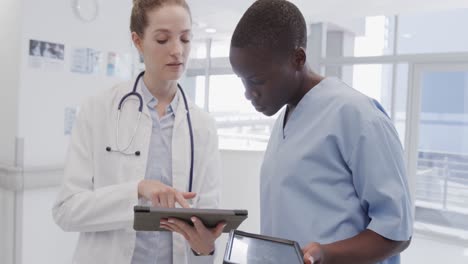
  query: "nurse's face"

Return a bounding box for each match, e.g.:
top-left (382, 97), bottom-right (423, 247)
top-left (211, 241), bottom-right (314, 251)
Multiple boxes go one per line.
top-left (229, 47), bottom-right (299, 116)
top-left (132, 4), bottom-right (192, 81)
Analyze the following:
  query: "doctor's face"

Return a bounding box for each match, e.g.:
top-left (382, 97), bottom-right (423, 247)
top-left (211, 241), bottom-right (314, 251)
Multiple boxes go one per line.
top-left (132, 4), bottom-right (192, 81)
top-left (229, 47), bottom-right (298, 116)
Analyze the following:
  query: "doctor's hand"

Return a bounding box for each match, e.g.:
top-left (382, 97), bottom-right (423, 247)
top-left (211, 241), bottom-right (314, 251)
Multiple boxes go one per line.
top-left (137, 179), bottom-right (196, 208)
top-left (302, 242), bottom-right (325, 264)
top-left (160, 216), bottom-right (226, 255)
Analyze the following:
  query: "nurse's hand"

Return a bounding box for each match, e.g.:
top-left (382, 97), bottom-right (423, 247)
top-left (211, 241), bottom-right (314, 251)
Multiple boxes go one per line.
top-left (137, 179), bottom-right (196, 208)
top-left (302, 242), bottom-right (325, 264)
top-left (160, 216), bottom-right (226, 255)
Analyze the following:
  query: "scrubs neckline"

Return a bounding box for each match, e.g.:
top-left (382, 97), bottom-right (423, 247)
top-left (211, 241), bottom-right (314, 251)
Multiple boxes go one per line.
top-left (281, 77), bottom-right (333, 139)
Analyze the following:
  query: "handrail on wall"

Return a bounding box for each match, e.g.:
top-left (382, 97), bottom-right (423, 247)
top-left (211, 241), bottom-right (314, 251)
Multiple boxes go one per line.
top-left (0, 164), bottom-right (63, 191)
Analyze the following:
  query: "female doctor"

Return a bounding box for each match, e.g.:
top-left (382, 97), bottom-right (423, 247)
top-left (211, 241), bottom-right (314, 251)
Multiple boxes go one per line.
top-left (52, 0), bottom-right (224, 263)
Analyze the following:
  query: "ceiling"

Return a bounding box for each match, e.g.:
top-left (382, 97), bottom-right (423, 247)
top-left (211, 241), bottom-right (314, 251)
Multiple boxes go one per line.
top-left (187, 0), bottom-right (468, 40)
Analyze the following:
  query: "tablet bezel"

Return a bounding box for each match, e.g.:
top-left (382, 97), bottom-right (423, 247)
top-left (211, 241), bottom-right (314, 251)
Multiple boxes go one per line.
top-left (133, 206), bottom-right (248, 233)
top-left (223, 230), bottom-right (304, 264)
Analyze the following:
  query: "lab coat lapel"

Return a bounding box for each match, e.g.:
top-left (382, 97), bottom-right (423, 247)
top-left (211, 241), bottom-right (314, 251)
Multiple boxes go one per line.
top-left (135, 81), bottom-right (151, 118)
top-left (172, 90), bottom-right (193, 193)
top-left (113, 81), bottom-right (151, 119)
top-left (173, 89), bottom-right (193, 131)
top-left (172, 91), bottom-right (195, 263)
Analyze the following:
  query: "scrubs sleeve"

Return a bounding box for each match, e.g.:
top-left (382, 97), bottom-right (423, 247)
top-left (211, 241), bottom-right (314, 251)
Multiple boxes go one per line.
top-left (347, 115), bottom-right (413, 241)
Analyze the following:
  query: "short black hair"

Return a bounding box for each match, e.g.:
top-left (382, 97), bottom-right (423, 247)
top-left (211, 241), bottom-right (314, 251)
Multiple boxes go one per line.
top-left (231, 0), bottom-right (307, 54)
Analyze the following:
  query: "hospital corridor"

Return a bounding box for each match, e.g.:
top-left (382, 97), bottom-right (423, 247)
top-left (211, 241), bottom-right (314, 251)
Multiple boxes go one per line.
top-left (1, 0), bottom-right (468, 263)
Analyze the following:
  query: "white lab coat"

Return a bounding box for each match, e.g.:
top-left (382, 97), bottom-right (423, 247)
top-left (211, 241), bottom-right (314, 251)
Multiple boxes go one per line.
top-left (52, 82), bottom-right (221, 264)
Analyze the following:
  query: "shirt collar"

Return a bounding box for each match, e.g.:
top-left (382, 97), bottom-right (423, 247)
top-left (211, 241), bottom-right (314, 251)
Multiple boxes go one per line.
top-left (140, 80), bottom-right (179, 115)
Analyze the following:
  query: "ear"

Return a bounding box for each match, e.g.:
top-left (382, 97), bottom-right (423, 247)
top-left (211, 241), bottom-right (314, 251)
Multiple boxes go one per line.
top-left (292, 47), bottom-right (307, 70)
top-left (131, 32), bottom-right (143, 54)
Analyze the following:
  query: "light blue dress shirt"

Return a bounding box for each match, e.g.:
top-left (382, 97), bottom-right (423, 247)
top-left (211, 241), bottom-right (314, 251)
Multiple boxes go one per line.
top-left (260, 77), bottom-right (413, 264)
top-left (131, 81), bottom-right (179, 264)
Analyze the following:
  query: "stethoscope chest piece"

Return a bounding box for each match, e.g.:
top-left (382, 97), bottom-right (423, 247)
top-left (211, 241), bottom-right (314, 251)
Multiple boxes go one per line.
top-left (105, 71), bottom-right (195, 191)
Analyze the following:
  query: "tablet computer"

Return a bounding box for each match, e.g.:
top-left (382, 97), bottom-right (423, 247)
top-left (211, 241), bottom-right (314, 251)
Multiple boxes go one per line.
top-left (223, 230), bottom-right (303, 264)
top-left (133, 206), bottom-right (248, 233)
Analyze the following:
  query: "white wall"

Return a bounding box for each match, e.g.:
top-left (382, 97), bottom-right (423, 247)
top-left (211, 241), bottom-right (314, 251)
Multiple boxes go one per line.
top-left (0, 0), bottom-right (21, 166)
top-left (12, 0), bottom-right (140, 262)
top-left (0, 188), bottom-right (15, 264)
top-left (18, 0), bottom-right (136, 167)
top-left (0, 0), bottom-right (21, 262)
top-left (21, 187), bottom-right (78, 264)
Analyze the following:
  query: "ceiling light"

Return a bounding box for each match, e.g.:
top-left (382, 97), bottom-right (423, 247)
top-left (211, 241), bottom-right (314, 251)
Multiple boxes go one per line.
top-left (205, 28), bottom-right (217, 34)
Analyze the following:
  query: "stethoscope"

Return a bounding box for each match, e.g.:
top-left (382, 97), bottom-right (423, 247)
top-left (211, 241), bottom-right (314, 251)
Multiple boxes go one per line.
top-left (106, 71), bottom-right (195, 192)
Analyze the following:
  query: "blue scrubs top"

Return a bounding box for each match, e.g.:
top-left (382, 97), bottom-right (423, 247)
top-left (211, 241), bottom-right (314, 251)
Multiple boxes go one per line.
top-left (260, 77), bottom-right (413, 264)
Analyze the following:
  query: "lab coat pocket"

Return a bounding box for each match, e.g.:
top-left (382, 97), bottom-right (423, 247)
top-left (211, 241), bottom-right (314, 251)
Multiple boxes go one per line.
top-left (95, 144), bottom-right (143, 187)
top-left (118, 152), bottom-right (145, 183)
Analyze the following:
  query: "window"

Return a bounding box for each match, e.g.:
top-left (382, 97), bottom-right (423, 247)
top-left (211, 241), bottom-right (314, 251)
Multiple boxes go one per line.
top-left (413, 66), bottom-right (468, 243)
top-left (398, 9), bottom-right (468, 54)
top-left (195, 76), bottom-right (206, 109)
top-left (328, 64), bottom-right (394, 115)
top-left (208, 75), bottom-right (275, 150)
top-left (353, 16), bottom-right (395, 57)
top-left (394, 64), bottom-right (409, 144)
top-left (190, 39), bottom-right (208, 59)
top-left (210, 39), bottom-right (230, 58)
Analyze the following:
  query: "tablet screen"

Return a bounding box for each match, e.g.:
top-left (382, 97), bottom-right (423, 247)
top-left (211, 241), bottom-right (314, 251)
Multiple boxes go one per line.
top-left (228, 234), bottom-right (302, 264)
